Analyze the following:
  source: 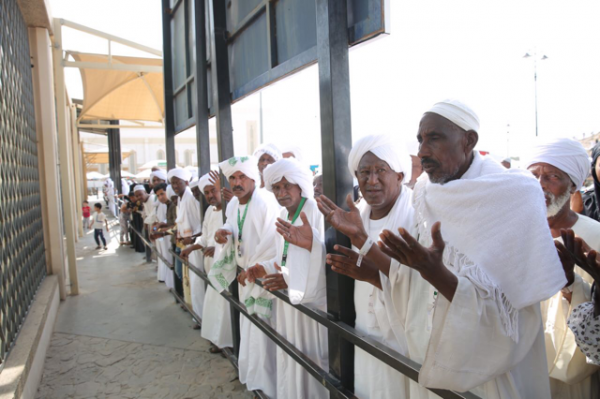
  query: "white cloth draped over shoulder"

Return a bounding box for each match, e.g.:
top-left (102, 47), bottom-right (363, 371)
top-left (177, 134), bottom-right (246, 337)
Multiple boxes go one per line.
top-left (412, 151), bottom-right (557, 397)
top-left (259, 199), bottom-right (329, 399)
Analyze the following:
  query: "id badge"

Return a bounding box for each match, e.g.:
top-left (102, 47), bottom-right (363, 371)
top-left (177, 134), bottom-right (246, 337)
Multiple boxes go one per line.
top-left (237, 241), bottom-right (243, 257)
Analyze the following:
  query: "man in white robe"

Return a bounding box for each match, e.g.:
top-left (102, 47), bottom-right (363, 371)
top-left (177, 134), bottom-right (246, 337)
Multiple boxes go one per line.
top-left (104, 178), bottom-right (116, 216)
top-left (316, 134), bottom-right (434, 399)
top-left (524, 138), bottom-right (600, 398)
top-left (153, 184), bottom-right (176, 289)
top-left (209, 156), bottom-right (279, 398)
top-left (372, 100), bottom-right (567, 398)
top-left (182, 172), bottom-right (233, 351)
top-left (246, 158), bottom-right (328, 398)
top-left (168, 167), bottom-right (202, 316)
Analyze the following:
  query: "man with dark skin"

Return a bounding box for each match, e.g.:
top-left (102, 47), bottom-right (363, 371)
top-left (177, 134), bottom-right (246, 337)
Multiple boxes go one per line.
top-left (320, 101), bottom-right (563, 396)
top-left (257, 152), bottom-right (277, 188)
top-left (313, 174), bottom-right (323, 198)
top-left (316, 135), bottom-right (419, 398)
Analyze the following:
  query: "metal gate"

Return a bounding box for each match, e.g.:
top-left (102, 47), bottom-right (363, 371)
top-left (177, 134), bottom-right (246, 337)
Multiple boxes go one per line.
top-left (0, 0), bottom-right (47, 364)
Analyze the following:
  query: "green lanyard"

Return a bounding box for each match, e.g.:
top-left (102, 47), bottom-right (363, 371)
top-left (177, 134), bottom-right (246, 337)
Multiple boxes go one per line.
top-left (281, 197), bottom-right (307, 267)
top-left (237, 198), bottom-right (251, 242)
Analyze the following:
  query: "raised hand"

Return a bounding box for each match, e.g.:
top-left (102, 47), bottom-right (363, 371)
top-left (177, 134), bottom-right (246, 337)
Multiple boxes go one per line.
top-left (326, 245), bottom-right (382, 289)
top-left (276, 212), bottom-right (313, 251)
top-left (554, 241), bottom-right (576, 287)
top-left (208, 170), bottom-right (221, 191)
top-left (378, 222), bottom-right (457, 301)
top-left (560, 229), bottom-right (600, 284)
top-left (263, 263), bottom-right (288, 291)
top-left (246, 264), bottom-right (267, 283)
top-left (202, 246), bottom-right (215, 258)
top-left (237, 269), bottom-right (247, 287)
top-left (316, 194), bottom-right (367, 241)
top-left (214, 229), bottom-right (232, 244)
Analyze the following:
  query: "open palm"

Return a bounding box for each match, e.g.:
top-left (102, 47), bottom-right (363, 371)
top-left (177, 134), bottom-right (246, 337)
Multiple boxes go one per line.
top-left (276, 212), bottom-right (313, 251)
top-left (316, 194), bottom-right (365, 239)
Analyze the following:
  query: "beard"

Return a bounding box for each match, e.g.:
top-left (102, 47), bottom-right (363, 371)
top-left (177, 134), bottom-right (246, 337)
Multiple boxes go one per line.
top-left (545, 189), bottom-right (571, 218)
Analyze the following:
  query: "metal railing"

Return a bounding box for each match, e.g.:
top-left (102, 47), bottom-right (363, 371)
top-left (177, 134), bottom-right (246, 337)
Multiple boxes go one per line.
top-left (130, 227), bottom-right (479, 399)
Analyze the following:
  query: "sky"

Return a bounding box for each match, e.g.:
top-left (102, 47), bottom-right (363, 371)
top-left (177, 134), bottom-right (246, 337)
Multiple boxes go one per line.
top-left (51, 0), bottom-right (600, 168)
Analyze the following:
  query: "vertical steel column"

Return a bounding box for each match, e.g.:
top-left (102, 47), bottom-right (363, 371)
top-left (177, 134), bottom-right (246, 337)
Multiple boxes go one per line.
top-left (194, 0), bottom-right (211, 177)
top-left (162, 0), bottom-right (177, 169)
top-left (316, 0), bottom-right (355, 392)
top-left (208, 0), bottom-right (240, 358)
top-left (107, 120), bottom-right (122, 195)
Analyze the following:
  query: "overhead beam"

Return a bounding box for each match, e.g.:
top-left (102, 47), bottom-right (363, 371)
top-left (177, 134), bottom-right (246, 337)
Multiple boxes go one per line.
top-left (77, 123), bottom-right (164, 129)
top-left (63, 60), bottom-right (162, 73)
top-left (59, 19), bottom-right (163, 57)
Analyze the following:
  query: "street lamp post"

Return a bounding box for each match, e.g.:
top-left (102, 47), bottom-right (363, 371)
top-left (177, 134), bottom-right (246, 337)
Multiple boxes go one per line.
top-left (523, 52), bottom-right (548, 137)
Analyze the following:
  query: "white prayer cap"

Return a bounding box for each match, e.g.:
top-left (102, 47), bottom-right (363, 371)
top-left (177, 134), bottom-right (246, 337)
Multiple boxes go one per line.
top-left (280, 145), bottom-right (303, 162)
top-left (253, 143), bottom-right (282, 162)
top-left (167, 167), bottom-right (192, 183)
top-left (150, 169), bottom-right (167, 182)
top-left (166, 185), bottom-right (176, 198)
top-left (425, 99), bottom-right (480, 132)
top-left (189, 177), bottom-right (200, 189)
top-left (523, 137), bottom-right (590, 190)
top-left (218, 156), bottom-right (261, 183)
top-left (348, 134), bottom-right (412, 181)
top-left (198, 173), bottom-right (214, 195)
top-left (263, 158), bottom-right (314, 198)
top-left (134, 185), bottom-right (146, 193)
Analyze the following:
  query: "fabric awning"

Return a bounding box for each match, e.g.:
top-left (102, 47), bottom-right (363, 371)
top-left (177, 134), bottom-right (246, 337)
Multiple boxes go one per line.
top-left (71, 53), bottom-right (164, 123)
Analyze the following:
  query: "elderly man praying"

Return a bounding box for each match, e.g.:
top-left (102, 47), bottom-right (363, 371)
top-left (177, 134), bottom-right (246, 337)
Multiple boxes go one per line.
top-left (525, 138), bottom-right (600, 398)
top-left (316, 134), bottom-right (434, 398)
top-left (208, 156), bottom-right (280, 398)
top-left (246, 158), bottom-right (328, 398)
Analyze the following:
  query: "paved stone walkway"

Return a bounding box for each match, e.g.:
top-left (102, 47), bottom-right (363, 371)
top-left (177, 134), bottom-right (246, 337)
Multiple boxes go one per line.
top-left (36, 202), bottom-right (251, 399)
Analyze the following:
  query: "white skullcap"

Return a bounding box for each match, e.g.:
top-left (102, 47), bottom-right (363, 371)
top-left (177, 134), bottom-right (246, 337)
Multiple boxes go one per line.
top-left (218, 156), bottom-right (261, 183)
top-left (166, 185), bottom-right (176, 198)
top-left (189, 177), bottom-right (200, 189)
top-left (523, 137), bottom-right (590, 190)
top-left (198, 173), bottom-right (214, 195)
top-left (280, 145), bottom-right (303, 162)
top-left (253, 143), bottom-right (282, 163)
top-left (134, 185), bottom-right (146, 193)
top-left (348, 135), bottom-right (412, 182)
top-left (426, 99), bottom-right (480, 132)
top-left (167, 167), bottom-right (192, 183)
top-left (150, 169), bottom-right (167, 182)
top-left (263, 158), bottom-right (314, 198)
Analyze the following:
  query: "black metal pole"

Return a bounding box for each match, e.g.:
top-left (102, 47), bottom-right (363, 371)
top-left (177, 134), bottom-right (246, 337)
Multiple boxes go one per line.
top-left (208, 0), bottom-right (240, 358)
top-left (107, 120), bottom-right (122, 195)
top-left (162, 0), bottom-right (177, 169)
top-left (316, 0), bottom-right (355, 392)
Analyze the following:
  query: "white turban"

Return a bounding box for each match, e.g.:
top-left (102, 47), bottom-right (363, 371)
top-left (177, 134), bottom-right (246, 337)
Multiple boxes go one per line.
top-left (189, 177), bottom-right (200, 189)
top-left (253, 143), bottom-right (282, 163)
top-left (198, 173), bottom-right (214, 195)
top-left (150, 169), bottom-right (167, 182)
top-left (263, 158), bottom-right (314, 198)
top-left (348, 135), bottom-right (412, 181)
top-left (166, 185), bottom-right (176, 198)
top-left (280, 145), bottom-right (303, 162)
top-left (167, 167), bottom-right (192, 183)
top-left (426, 99), bottom-right (480, 132)
top-left (134, 185), bottom-right (146, 193)
top-left (218, 156), bottom-right (261, 183)
top-left (523, 138), bottom-right (590, 190)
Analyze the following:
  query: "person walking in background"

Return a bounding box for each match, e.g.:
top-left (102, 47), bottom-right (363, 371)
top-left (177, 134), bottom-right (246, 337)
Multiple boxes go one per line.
top-left (82, 201), bottom-right (91, 231)
top-left (119, 202), bottom-right (131, 245)
top-left (93, 203), bottom-right (109, 250)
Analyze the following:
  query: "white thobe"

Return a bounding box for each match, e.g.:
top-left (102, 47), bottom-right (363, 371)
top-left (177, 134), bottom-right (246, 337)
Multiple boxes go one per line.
top-left (354, 189), bottom-right (436, 399)
top-left (144, 194), bottom-right (159, 225)
top-left (176, 188), bottom-right (204, 318)
top-left (259, 199), bottom-right (328, 399)
top-left (218, 188), bottom-right (279, 398)
top-left (199, 206), bottom-right (233, 348)
top-left (155, 202), bottom-right (169, 282)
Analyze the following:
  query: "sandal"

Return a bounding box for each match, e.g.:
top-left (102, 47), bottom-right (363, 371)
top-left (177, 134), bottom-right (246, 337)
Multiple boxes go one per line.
top-left (104, 246), bottom-right (108, 250)
top-left (209, 345), bottom-right (222, 354)
top-left (192, 324), bottom-right (201, 330)
top-left (95, 246), bottom-right (101, 249)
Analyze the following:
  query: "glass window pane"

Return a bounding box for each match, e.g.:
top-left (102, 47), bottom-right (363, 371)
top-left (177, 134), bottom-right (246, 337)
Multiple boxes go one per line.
top-left (172, 5), bottom-right (187, 89)
top-left (226, 0), bottom-right (263, 31)
top-left (275, 0), bottom-right (317, 64)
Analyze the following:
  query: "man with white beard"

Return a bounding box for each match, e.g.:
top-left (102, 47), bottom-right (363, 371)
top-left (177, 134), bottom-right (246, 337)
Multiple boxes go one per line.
top-left (246, 158), bottom-right (328, 398)
top-left (208, 156), bottom-right (279, 397)
top-left (524, 138), bottom-right (600, 398)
